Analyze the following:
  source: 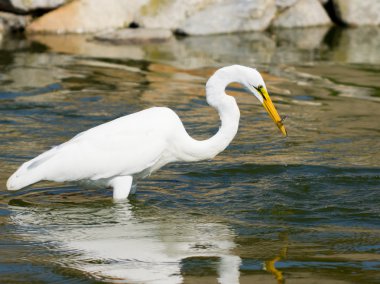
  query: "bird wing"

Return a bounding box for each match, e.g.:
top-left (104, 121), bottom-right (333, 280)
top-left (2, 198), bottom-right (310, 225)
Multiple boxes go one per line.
top-left (25, 108), bottom-right (175, 182)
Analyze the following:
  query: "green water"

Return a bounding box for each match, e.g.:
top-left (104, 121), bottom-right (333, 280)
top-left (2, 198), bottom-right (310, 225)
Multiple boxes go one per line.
top-left (0, 27), bottom-right (379, 283)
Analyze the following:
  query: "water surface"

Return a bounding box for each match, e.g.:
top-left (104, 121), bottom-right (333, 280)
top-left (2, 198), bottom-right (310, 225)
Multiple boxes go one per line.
top-left (0, 27), bottom-right (379, 283)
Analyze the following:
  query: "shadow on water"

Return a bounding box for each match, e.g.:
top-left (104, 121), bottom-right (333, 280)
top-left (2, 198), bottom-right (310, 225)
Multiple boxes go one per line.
top-left (0, 26), bottom-right (380, 283)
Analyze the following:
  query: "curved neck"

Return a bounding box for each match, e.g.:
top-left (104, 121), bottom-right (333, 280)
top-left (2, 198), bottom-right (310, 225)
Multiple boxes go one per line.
top-left (178, 67), bottom-right (241, 162)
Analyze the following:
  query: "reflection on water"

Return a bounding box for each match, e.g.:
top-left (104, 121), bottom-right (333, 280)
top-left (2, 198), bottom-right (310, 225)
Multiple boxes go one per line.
top-left (10, 202), bottom-right (240, 284)
top-left (264, 233), bottom-right (288, 284)
top-left (1, 26), bottom-right (380, 283)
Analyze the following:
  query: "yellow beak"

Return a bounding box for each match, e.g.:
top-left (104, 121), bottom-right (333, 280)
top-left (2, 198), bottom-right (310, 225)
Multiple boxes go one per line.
top-left (261, 88), bottom-right (287, 137)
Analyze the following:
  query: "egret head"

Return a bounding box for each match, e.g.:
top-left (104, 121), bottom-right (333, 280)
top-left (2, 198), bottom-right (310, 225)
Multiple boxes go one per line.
top-left (240, 66), bottom-right (287, 137)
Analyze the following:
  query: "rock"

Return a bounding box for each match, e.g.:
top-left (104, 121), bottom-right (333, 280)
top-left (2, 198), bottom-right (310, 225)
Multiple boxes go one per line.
top-left (179, 0), bottom-right (276, 35)
top-left (7, 0), bottom-right (66, 13)
top-left (136, 0), bottom-right (212, 30)
top-left (0, 11), bottom-right (31, 33)
top-left (276, 0), bottom-right (299, 9)
top-left (332, 0), bottom-right (380, 26)
top-left (27, 0), bottom-right (146, 34)
top-left (276, 0), bottom-right (327, 9)
top-left (0, 1), bottom-right (25, 14)
top-left (137, 0), bottom-right (276, 35)
top-left (273, 0), bottom-right (331, 28)
top-left (94, 28), bottom-right (172, 44)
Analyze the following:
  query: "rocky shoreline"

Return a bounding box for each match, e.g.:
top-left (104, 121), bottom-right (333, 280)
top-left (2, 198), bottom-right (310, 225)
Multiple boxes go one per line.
top-left (0, 0), bottom-right (379, 40)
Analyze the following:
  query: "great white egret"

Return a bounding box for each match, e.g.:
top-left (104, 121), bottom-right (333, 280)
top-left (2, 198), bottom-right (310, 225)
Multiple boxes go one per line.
top-left (7, 65), bottom-right (287, 200)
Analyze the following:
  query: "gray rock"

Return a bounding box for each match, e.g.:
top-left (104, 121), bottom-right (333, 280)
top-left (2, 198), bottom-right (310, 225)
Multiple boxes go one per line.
top-left (0, 0), bottom-right (66, 13)
top-left (273, 0), bottom-right (331, 28)
top-left (180, 0), bottom-right (276, 35)
top-left (332, 0), bottom-right (380, 26)
top-left (94, 28), bottom-right (172, 44)
top-left (276, 0), bottom-right (299, 8)
top-left (27, 0), bottom-right (144, 34)
top-left (0, 11), bottom-right (31, 33)
top-left (136, 0), bottom-right (212, 30)
top-left (14, 0), bottom-right (66, 10)
top-left (276, 0), bottom-right (327, 8)
top-left (137, 0), bottom-right (276, 35)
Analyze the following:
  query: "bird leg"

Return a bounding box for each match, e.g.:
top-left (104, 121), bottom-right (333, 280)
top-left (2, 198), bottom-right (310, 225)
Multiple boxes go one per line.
top-left (130, 182), bottom-right (138, 194)
top-left (217, 255), bottom-right (241, 284)
top-left (109, 176), bottom-right (133, 201)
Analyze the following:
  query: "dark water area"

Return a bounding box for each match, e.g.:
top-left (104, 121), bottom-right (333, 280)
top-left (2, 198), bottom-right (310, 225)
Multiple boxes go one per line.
top-left (0, 27), bottom-right (379, 283)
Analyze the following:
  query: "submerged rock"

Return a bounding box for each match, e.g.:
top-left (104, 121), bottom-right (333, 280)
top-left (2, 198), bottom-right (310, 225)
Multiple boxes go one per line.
top-left (273, 0), bottom-right (331, 28)
top-left (94, 28), bottom-right (172, 44)
top-left (332, 0), bottom-right (380, 26)
top-left (27, 0), bottom-right (144, 34)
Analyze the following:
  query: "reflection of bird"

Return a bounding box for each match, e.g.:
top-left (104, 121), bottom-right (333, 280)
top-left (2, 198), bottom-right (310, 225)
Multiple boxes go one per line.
top-left (7, 65), bottom-right (287, 200)
top-left (11, 202), bottom-right (242, 284)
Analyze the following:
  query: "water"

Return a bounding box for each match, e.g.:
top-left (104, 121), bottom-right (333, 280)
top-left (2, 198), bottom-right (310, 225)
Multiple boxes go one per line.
top-left (0, 27), bottom-right (379, 283)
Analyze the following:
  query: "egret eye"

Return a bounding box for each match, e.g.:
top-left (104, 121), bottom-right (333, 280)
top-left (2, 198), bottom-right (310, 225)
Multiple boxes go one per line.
top-left (250, 84), bottom-right (263, 93)
top-left (251, 84), bottom-right (266, 100)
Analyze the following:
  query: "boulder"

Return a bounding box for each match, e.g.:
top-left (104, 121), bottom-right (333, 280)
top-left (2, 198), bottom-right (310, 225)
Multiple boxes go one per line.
top-left (273, 0), bottom-right (331, 28)
top-left (94, 28), bottom-right (172, 44)
top-left (27, 0), bottom-right (146, 34)
top-left (276, 0), bottom-right (327, 8)
top-left (179, 0), bottom-right (276, 35)
top-left (136, 0), bottom-right (213, 30)
top-left (332, 0), bottom-right (380, 26)
top-left (0, 11), bottom-right (31, 33)
top-left (7, 0), bottom-right (66, 13)
top-left (276, 0), bottom-right (299, 9)
top-left (136, 0), bottom-right (276, 35)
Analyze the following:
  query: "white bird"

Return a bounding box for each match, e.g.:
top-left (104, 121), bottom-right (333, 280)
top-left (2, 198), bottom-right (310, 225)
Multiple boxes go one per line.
top-left (7, 65), bottom-right (287, 200)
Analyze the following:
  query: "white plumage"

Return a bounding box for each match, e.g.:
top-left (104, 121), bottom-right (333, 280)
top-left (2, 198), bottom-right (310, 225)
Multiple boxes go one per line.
top-left (7, 65), bottom-right (287, 200)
